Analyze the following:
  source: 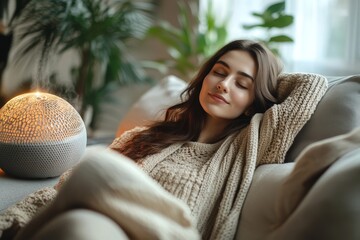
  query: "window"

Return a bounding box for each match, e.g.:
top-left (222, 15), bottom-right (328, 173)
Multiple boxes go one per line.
top-left (200, 0), bottom-right (360, 76)
top-left (285, 0), bottom-right (360, 75)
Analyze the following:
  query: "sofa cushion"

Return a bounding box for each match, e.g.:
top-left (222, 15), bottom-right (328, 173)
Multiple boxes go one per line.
top-left (115, 75), bottom-right (187, 137)
top-left (285, 75), bottom-right (360, 162)
top-left (268, 147), bottom-right (360, 240)
top-left (235, 163), bottom-right (295, 240)
top-left (236, 147), bottom-right (360, 240)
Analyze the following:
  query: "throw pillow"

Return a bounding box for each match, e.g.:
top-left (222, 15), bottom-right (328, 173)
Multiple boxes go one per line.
top-left (116, 75), bottom-right (187, 137)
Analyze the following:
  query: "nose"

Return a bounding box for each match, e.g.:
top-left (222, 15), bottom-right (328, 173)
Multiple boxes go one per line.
top-left (216, 79), bottom-right (229, 93)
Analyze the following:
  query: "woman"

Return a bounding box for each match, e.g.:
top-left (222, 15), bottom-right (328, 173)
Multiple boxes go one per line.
top-left (7, 40), bottom-right (327, 240)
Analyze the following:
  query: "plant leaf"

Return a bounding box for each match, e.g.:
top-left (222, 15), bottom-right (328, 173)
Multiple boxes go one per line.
top-left (269, 35), bottom-right (294, 42)
top-left (263, 15), bottom-right (294, 28)
top-left (265, 1), bottom-right (285, 14)
top-left (243, 23), bottom-right (266, 30)
top-left (251, 12), bottom-right (264, 18)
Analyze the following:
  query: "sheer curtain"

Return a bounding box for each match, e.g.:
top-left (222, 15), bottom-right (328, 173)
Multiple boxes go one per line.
top-left (199, 0), bottom-right (360, 76)
top-left (285, 0), bottom-right (360, 75)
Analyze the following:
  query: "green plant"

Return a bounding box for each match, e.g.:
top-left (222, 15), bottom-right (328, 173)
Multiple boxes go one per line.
top-left (243, 1), bottom-right (294, 56)
top-left (147, 0), bottom-right (228, 81)
top-left (0, 1), bottom-right (32, 107)
top-left (1, 0), bottom-right (156, 131)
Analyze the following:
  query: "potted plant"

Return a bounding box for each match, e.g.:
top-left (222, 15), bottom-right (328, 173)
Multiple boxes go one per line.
top-left (146, 0), bottom-right (228, 81)
top-left (243, 1), bottom-right (294, 57)
top-left (0, 0), bottom-right (156, 132)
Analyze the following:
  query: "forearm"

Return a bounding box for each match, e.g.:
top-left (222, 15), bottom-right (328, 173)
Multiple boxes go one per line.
top-left (259, 73), bottom-right (328, 164)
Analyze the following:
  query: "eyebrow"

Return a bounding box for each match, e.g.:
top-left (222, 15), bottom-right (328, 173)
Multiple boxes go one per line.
top-left (215, 60), bottom-right (254, 81)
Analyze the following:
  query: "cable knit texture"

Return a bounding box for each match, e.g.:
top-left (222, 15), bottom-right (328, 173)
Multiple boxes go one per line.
top-left (0, 73), bottom-right (327, 240)
top-left (0, 187), bottom-right (56, 239)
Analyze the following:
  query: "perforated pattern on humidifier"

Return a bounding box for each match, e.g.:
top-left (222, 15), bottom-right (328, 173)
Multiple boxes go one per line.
top-left (0, 92), bottom-right (87, 178)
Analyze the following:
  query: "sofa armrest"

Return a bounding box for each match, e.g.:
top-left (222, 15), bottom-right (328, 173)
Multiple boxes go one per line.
top-left (268, 148), bottom-right (360, 240)
top-left (236, 148), bottom-right (360, 240)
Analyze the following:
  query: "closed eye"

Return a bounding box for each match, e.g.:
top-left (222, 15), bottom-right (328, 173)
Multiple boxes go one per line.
top-left (213, 70), bottom-right (227, 77)
top-left (235, 81), bottom-right (247, 89)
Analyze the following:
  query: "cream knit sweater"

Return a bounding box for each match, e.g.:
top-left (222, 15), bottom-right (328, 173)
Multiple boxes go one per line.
top-left (0, 73), bottom-right (327, 240)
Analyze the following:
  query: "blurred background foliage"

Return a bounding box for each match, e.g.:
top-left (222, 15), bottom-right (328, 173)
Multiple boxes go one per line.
top-left (243, 1), bottom-right (294, 57)
top-left (0, 0), bottom-right (156, 130)
top-left (146, 0), bottom-right (228, 81)
top-left (0, 0), bottom-right (294, 133)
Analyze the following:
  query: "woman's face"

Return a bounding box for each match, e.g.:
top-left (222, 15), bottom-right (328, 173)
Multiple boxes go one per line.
top-left (199, 50), bottom-right (257, 123)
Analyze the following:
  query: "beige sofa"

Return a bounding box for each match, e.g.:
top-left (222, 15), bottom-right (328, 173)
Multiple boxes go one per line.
top-left (1, 74), bottom-right (360, 239)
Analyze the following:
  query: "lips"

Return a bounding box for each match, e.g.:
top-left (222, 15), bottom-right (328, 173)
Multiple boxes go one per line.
top-left (208, 92), bottom-right (229, 104)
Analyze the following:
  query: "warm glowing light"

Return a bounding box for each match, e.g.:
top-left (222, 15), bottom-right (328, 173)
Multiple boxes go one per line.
top-left (0, 92), bottom-right (87, 178)
top-left (0, 92), bottom-right (84, 142)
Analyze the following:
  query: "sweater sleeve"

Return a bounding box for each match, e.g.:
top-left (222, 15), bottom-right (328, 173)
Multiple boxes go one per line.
top-left (257, 73), bottom-right (328, 164)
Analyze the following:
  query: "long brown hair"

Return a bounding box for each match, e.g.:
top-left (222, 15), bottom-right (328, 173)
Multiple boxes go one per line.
top-left (114, 40), bottom-right (283, 161)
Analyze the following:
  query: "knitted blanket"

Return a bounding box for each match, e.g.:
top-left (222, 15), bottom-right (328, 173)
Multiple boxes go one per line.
top-left (0, 188), bottom-right (56, 239)
top-left (0, 73), bottom-right (328, 239)
top-left (0, 169), bottom-right (72, 239)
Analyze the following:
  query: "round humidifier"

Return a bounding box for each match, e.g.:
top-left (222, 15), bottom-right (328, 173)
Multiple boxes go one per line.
top-left (0, 92), bottom-right (87, 178)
